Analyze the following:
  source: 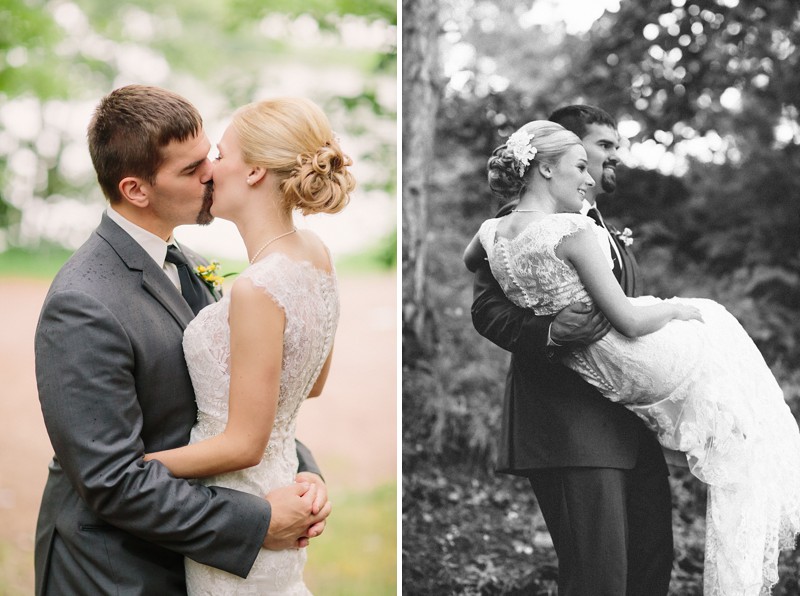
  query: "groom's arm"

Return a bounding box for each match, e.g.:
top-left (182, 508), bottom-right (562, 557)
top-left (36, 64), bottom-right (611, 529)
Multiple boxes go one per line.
top-left (472, 261), bottom-right (612, 356)
top-left (471, 260), bottom-right (554, 358)
top-left (296, 440), bottom-right (321, 476)
top-left (35, 289), bottom-right (311, 577)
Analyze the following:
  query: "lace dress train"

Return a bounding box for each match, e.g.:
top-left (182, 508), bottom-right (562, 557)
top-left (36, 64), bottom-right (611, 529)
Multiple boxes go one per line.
top-left (181, 253), bottom-right (338, 595)
top-left (479, 213), bottom-right (800, 595)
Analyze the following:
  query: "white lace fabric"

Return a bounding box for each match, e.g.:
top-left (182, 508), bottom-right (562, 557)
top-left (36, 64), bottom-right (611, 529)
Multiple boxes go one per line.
top-left (480, 213), bottom-right (800, 595)
top-left (182, 252), bottom-right (338, 595)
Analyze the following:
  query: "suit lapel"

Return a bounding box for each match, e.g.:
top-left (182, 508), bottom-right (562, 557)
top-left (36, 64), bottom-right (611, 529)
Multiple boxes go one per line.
top-left (96, 214), bottom-right (195, 329)
top-left (177, 244), bottom-right (220, 306)
top-left (141, 270), bottom-right (195, 329)
top-left (608, 228), bottom-right (639, 297)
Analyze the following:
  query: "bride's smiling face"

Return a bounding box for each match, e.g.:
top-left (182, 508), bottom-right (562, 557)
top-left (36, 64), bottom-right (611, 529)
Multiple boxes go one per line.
top-left (210, 125), bottom-right (251, 220)
top-left (549, 144), bottom-right (595, 213)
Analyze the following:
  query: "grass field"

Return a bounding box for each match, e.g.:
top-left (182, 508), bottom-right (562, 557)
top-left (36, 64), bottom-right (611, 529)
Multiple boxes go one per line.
top-left (0, 483), bottom-right (397, 595)
top-left (0, 232), bottom-right (395, 280)
top-left (306, 483), bottom-right (397, 595)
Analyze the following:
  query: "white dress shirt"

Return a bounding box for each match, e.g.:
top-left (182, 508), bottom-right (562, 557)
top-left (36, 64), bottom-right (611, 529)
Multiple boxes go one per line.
top-left (106, 207), bottom-right (182, 291)
top-left (580, 200), bottom-right (622, 270)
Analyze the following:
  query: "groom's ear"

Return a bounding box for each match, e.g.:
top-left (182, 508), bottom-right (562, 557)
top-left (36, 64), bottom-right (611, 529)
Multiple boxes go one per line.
top-left (118, 177), bottom-right (150, 208)
top-left (537, 162), bottom-right (553, 180)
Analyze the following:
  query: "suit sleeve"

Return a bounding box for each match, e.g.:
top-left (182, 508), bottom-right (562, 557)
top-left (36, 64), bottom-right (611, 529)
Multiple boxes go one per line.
top-left (295, 440), bottom-right (322, 477)
top-left (471, 260), bottom-right (554, 359)
top-left (35, 289), bottom-right (269, 578)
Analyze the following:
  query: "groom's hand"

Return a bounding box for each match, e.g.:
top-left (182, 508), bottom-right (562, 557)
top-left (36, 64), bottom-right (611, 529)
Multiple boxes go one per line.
top-left (295, 472), bottom-right (328, 515)
top-left (551, 302), bottom-right (611, 345)
top-left (263, 482), bottom-right (331, 550)
top-left (295, 471), bottom-right (329, 540)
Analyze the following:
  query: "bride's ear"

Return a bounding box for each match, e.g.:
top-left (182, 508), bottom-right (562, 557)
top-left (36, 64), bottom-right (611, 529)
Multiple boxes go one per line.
top-left (246, 166), bottom-right (267, 187)
top-left (537, 162), bottom-right (553, 180)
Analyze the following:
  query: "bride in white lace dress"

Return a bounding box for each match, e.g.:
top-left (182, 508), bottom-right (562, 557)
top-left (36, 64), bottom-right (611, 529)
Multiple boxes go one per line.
top-left (465, 121), bottom-right (800, 595)
top-left (145, 98), bottom-right (355, 594)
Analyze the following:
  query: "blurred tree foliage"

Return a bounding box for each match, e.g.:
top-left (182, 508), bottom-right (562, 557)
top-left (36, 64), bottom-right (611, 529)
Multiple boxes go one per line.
top-left (0, 0), bottom-right (64, 232)
top-left (403, 0), bottom-right (800, 593)
top-left (231, 0), bottom-right (396, 28)
top-left (575, 0), bottom-right (800, 368)
top-left (0, 0), bottom-right (66, 96)
top-left (0, 0), bottom-right (396, 247)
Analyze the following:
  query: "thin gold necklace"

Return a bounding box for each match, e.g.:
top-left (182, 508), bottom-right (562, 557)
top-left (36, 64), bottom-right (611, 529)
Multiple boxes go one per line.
top-left (249, 228), bottom-right (297, 264)
top-left (512, 209), bottom-right (548, 214)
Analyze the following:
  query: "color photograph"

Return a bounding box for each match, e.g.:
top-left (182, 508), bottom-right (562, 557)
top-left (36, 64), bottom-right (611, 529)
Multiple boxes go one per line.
top-left (0, 1), bottom-right (396, 594)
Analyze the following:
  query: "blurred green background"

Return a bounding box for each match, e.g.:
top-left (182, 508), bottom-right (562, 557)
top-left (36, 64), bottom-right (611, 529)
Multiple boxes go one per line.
top-left (0, 0), bottom-right (397, 594)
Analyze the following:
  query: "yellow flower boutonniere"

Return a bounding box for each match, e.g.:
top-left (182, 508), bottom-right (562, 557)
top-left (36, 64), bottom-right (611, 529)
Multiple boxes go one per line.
top-left (194, 261), bottom-right (235, 293)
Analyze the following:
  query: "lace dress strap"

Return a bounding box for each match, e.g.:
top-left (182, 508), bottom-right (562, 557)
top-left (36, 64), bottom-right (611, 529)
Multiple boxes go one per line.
top-left (239, 252), bottom-right (336, 313)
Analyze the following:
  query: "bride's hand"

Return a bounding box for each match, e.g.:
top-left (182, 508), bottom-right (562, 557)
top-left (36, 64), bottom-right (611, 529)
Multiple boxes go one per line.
top-left (672, 304), bottom-right (704, 323)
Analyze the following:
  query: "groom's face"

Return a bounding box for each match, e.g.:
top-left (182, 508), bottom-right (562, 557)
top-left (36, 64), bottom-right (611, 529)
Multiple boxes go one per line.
top-left (581, 123), bottom-right (620, 197)
top-left (148, 131), bottom-right (215, 227)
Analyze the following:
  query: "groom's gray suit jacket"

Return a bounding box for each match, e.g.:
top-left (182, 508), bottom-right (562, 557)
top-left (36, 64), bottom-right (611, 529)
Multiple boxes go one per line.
top-left (34, 213), bottom-right (318, 595)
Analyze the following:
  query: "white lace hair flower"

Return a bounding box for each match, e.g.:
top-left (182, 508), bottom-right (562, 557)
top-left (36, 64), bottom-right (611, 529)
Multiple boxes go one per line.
top-left (506, 129), bottom-right (538, 177)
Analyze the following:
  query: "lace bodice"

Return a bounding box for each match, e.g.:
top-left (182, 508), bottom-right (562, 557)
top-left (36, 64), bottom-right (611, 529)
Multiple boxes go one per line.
top-left (478, 213), bottom-right (594, 315)
top-left (182, 252), bottom-right (338, 595)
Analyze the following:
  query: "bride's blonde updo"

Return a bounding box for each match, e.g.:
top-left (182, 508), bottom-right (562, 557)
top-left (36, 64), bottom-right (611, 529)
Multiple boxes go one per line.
top-left (487, 120), bottom-right (582, 200)
top-left (231, 97), bottom-right (355, 215)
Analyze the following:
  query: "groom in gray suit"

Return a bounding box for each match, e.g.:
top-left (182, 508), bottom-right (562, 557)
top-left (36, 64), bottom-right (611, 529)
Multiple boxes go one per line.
top-left (34, 85), bottom-right (330, 594)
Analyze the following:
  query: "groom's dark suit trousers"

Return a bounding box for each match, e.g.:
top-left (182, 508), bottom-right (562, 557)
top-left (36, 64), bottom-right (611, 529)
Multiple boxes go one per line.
top-left (527, 426), bottom-right (673, 596)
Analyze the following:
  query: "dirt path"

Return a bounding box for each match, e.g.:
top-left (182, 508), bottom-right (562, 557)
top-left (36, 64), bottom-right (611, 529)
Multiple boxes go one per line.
top-left (0, 273), bottom-right (396, 592)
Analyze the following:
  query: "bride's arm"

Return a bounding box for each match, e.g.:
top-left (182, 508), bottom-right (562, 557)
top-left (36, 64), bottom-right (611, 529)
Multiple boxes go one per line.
top-left (463, 232), bottom-right (487, 273)
top-left (559, 226), bottom-right (702, 338)
top-left (145, 278), bottom-right (282, 478)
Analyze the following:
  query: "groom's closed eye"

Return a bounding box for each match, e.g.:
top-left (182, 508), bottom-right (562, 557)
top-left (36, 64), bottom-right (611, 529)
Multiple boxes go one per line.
top-left (181, 159), bottom-right (205, 175)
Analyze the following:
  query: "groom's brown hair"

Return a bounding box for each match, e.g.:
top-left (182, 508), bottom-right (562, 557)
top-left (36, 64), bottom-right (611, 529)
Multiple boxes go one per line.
top-left (88, 85), bottom-right (203, 203)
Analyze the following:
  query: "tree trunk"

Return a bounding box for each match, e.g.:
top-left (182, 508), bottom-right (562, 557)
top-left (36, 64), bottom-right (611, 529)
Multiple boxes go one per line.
top-left (402, 0), bottom-right (440, 358)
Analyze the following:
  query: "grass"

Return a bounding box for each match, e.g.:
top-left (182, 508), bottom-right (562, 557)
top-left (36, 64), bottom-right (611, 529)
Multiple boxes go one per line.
top-left (0, 539), bottom-right (35, 596)
top-left (0, 246), bottom-right (74, 279)
top-left (305, 482), bottom-right (397, 595)
top-left (0, 484), bottom-right (397, 595)
top-left (0, 240), bottom-right (396, 281)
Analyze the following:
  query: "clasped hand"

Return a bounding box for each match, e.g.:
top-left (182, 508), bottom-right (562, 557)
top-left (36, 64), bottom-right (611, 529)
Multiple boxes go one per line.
top-left (263, 472), bottom-right (331, 550)
top-left (550, 302), bottom-right (612, 346)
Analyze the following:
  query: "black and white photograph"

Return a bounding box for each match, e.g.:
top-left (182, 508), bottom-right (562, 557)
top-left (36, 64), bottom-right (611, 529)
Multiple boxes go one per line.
top-left (402, 1), bottom-right (800, 594)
